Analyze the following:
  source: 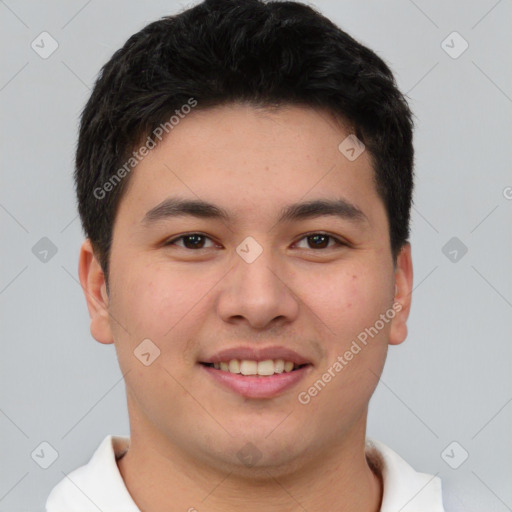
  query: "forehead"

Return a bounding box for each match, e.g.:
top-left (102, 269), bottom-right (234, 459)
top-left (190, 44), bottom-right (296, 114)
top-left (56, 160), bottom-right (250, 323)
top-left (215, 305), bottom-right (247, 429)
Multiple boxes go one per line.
top-left (115, 104), bottom-right (385, 231)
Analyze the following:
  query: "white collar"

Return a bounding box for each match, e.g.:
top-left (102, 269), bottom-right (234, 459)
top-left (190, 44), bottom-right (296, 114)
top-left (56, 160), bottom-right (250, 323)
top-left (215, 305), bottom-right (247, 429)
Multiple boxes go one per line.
top-left (365, 438), bottom-right (444, 511)
top-left (46, 435), bottom-right (139, 512)
top-left (46, 435), bottom-right (445, 511)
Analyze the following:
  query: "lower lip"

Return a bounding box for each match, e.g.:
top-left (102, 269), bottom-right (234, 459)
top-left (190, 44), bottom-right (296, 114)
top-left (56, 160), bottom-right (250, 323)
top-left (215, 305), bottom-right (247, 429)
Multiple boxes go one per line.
top-left (201, 364), bottom-right (311, 399)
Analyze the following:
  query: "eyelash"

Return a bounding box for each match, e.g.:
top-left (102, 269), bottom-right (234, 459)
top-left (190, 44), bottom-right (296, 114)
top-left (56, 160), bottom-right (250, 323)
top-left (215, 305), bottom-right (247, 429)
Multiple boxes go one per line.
top-left (164, 232), bottom-right (348, 251)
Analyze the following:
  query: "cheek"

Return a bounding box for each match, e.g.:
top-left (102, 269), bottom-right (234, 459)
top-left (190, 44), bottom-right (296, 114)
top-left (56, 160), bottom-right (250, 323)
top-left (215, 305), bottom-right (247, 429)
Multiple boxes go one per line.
top-left (110, 265), bottom-right (202, 390)
top-left (107, 266), bottom-right (201, 380)
top-left (304, 268), bottom-right (390, 337)
top-left (302, 265), bottom-right (392, 396)
top-left (112, 262), bottom-right (196, 337)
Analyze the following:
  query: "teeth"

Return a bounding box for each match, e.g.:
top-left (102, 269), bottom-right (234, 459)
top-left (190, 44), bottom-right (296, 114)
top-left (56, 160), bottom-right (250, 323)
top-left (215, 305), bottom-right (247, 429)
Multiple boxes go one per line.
top-left (211, 359), bottom-right (301, 376)
top-left (257, 359), bottom-right (275, 376)
top-left (274, 359), bottom-right (285, 373)
top-left (284, 361), bottom-right (294, 372)
top-left (228, 359), bottom-right (241, 373)
top-left (240, 360), bottom-right (258, 375)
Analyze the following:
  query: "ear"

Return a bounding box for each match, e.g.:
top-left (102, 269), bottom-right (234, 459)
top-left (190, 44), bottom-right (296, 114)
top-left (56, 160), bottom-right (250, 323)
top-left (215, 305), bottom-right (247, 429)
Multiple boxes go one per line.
top-left (78, 239), bottom-right (114, 345)
top-left (388, 242), bottom-right (413, 346)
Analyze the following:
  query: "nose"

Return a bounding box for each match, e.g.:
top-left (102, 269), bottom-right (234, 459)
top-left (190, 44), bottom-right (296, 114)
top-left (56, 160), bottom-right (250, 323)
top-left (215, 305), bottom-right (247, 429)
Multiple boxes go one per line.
top-left (216, 243), bottom-right (300, 330)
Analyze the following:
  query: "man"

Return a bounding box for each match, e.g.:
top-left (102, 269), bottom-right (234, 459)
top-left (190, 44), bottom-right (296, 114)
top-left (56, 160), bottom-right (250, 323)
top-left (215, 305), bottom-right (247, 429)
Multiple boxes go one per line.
top-left (45, 0), bottom-right (446, 510)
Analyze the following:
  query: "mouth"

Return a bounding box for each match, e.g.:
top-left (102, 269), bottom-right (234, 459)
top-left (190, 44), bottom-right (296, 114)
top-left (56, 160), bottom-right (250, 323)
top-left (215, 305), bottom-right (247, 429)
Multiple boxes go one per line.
top-left (199, 348), bottom-right (313, 399)
top-left (201, 359), bottom-right (309, 376)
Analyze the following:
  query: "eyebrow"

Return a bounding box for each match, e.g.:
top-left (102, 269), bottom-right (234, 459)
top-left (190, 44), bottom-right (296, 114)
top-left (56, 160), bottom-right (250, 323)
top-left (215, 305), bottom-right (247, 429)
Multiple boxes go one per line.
top-left (141, 196), bottom-right (369, 227)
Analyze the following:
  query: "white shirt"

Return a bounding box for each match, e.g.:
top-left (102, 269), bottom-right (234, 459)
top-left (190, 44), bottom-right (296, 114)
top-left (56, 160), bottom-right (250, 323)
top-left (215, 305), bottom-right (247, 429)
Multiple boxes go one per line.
top-left (45, 435), bottom-right (446, 511)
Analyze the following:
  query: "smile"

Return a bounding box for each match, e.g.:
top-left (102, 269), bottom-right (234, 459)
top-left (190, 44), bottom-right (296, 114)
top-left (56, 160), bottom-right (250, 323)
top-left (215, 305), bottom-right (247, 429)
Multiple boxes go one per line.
top-left (202, 359), bottom-right (307, 376)
top-left (200, 356), bottom-right (312, 398)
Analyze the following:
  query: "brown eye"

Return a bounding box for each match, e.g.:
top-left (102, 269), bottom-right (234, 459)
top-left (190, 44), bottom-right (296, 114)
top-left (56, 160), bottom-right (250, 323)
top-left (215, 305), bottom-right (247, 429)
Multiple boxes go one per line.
top-left (295, 233), bottom-right (345, 250)
top-left (307, 234), bottom-right (329, 249)
top-left (166, 233), bottom-right (215, 249)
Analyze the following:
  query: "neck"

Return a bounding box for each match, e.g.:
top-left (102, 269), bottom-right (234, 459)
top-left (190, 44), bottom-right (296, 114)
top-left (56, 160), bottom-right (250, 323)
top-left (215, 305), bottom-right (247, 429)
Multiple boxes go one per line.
top-left (117, 411), bottom-right (382, 512)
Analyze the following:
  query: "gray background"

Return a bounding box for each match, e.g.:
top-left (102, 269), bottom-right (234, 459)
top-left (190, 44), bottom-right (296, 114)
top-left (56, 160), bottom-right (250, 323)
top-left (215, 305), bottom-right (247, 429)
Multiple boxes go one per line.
top-left (1, 0), bottom-right (511, 510)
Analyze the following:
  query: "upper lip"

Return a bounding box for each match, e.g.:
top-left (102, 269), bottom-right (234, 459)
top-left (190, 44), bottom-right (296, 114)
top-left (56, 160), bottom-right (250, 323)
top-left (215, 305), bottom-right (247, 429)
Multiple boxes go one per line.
top-left (200, 346), bottom-right (312, 366)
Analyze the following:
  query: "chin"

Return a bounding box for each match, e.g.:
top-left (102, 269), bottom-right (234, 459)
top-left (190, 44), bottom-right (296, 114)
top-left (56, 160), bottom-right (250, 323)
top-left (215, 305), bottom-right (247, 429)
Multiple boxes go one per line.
top-left (197, 425), bottom-right (314, 476)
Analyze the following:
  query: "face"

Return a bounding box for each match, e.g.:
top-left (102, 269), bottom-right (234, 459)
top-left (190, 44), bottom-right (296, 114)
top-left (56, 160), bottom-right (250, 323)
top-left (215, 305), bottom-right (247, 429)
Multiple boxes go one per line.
top-left (80, 104), bottom-right (412, 474)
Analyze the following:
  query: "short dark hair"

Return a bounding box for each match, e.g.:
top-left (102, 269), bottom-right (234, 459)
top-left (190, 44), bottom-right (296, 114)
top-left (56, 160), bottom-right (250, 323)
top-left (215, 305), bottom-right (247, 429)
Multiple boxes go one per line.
top-left (75, 0), bottom-right (414, 291)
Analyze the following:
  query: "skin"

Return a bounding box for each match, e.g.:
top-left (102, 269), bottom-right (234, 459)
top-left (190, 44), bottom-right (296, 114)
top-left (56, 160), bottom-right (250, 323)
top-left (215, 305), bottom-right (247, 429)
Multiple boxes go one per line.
top-left (79, 103), bottom-right (413, 512)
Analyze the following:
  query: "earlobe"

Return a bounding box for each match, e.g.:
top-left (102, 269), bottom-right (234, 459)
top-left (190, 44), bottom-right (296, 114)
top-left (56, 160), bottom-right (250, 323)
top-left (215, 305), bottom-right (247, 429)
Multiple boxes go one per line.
top-left (388, 243), bottom-right (413, 346)
top-left (78, 239), bottom-right (114, 345)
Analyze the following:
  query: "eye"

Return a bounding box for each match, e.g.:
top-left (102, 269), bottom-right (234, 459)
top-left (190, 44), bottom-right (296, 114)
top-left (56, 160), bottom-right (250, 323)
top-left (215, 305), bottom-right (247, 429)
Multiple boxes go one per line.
top-left (165, 233), bottom-right (217, 250)
top-left (294, 232), bottom-right (346, 250)
top-left (164, 232), bottom-right (347, 251)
